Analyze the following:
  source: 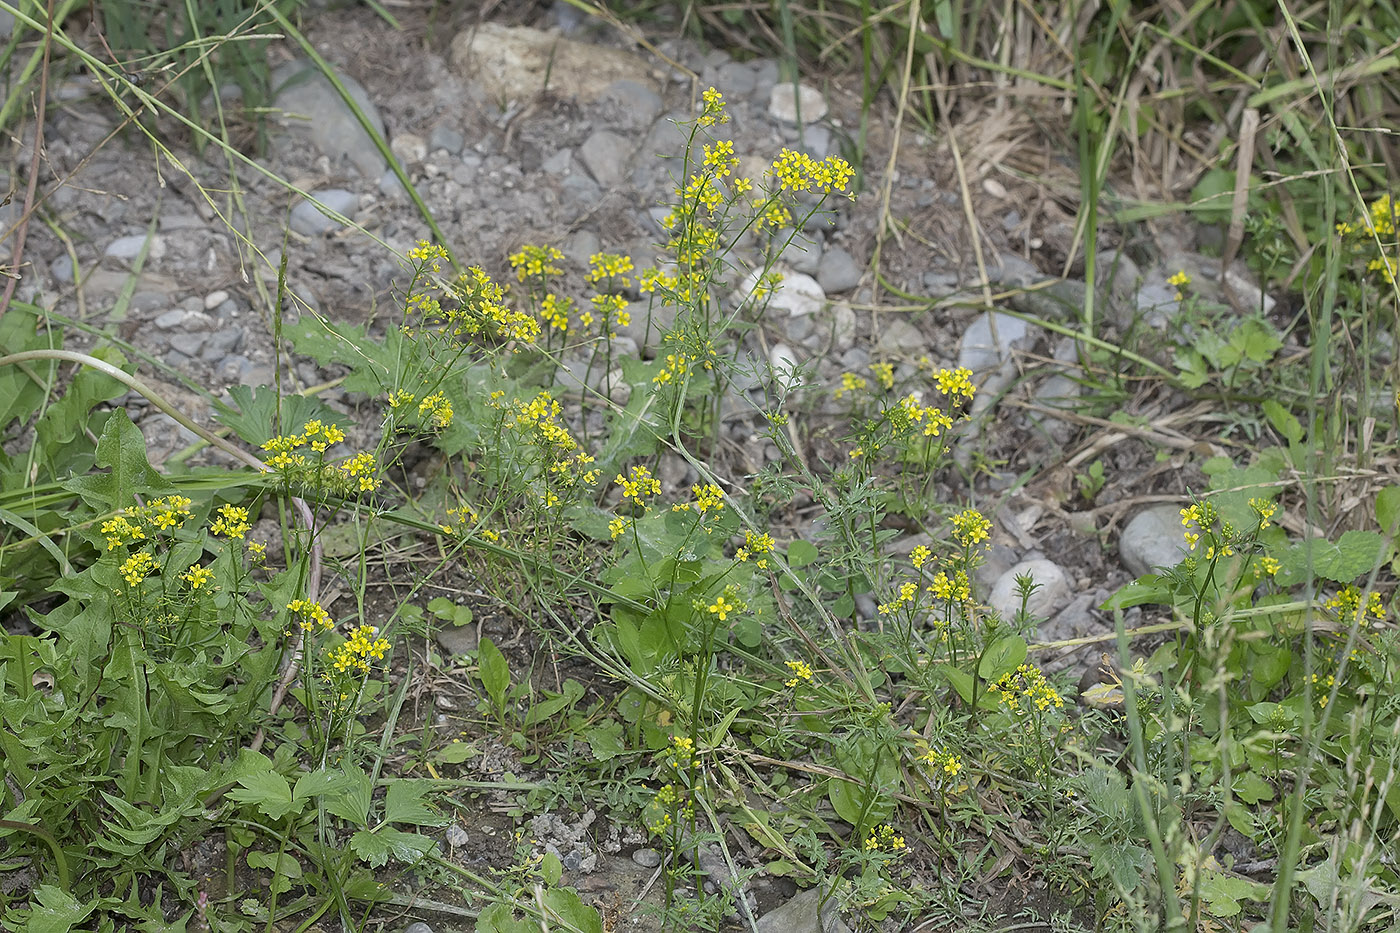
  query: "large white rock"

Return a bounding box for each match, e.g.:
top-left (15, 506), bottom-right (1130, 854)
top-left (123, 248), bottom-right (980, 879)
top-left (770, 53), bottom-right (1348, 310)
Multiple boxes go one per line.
top-left (450, 23), bottom-right (657, 105)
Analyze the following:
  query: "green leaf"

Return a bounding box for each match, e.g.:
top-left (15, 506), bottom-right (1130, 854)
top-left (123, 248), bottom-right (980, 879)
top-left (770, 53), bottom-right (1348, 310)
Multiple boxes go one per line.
top-left (978, 635), bottom-right (1027, 681)
top-left (293, 767), bottom-right (356, 803)
top-left (476, 903), bottom-right (532, 933)
top-left (1101, 577), bottom-right (1173, 610)
top-left (540, 888), bottom-right (603, 933)
top-left (1377, 485), bottom-right (1400, 536)
top-left (939, 663), bottom-right (975, 705)
top-left (350, 827), bottom-right (434, 868)
top-left (1228, 318), bottom-right (1282, 364)
top-left (211, 384), bottom-right (345, 448)
top-left (477, 637), bottom-right (510, 711)
top-left (228, 769), bottom-right (297, 821)
top-left (1261, 399), bottom-right (1303, 446)
top-left (21, 884), bottom-right (95, 933)
top-left (323, 766), bottom-right (372, 827)
top-left (283, 314), bottom-right (401, 396)
top-left (584, 721), bottom-right (624, 761)
top-left (1278, 531), bottom-right (1385, 584)
top-left (247, 850), bottom-right (303, 880)
top-left (786, 539), bottom-right (818, 569)
top-left (1232, 770), bottom-right (1275, 805)
top-left (384, 780), bottom-right (447, 827)
top-left (34, 345), bottom-right (128, 452)
top-left (63, 410), bottom-right (170, 510)
top-left (539, 851), bottom-right (562, 886)
top-left (435, 741), bottom-right (477, 764)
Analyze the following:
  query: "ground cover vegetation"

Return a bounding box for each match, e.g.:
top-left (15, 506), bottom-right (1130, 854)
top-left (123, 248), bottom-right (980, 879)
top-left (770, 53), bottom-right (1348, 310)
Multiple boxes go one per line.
top-left (0, 0), bottom-right (1397, 931)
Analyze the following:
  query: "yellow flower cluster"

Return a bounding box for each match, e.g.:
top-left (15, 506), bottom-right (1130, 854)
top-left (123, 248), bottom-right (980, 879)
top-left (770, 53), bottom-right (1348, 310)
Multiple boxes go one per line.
top-left (328, 624), bottom-right (391, 675)
top-left (697, 87), bottom-right (728, 127)
top-left (989, 663), bottom-right (1065, 716)
top-left (1326, 585), bottom-right (1386, 625)
top-left (770, 148), bottom-right (855, 196)
top-left (651, 330), bottom-right (719, 386)
top-left (101, 514), bottom-right (145, 550)
top-left (182, 564), bottom-right (214, 590)
top-left (1167, 269), bottom-right (1192, 301)
top-left (644, 783), bottom-right (694, 835)
top-left (871, 362), bottom-right (894, 391)
top-left (586, 252), bottom-right (634, 286)
top-left (261, 419), bottom-right (349, 468)
top-left (911, 545), bottom-right (932, 569)
top-left (783, 659), bottom-right (813, 687)
top-left (608, 516), bottom-right (632, 541)
top-left (287, 597), bottom-right (334, 633)
top-left (1336, 194), bottom-right (1397, 237)
top-left (877, 580), bottom-right (920, 616)
top-left (950, 509), bottom-right (992, 548)
top-left (702, 584), bottom-right (747, 622)
top-left (508, 244), bottom-right (564, 282)
top-left (735, 530), bottom-right (775, 569)
top-left (927, 569), bottom-right (972, 605)
top-left (439, 503), bottom-right (501, 542)
top-left (834, 372), bottom-right (868, 399)
top-left (863, 824), bottom-right (906, 852)
top-left (1249, 496), bottom-right (1277, 529)
top-left (120, 551), bottom-right (156, 588)
top-left (210, 503), bottom-right (251, 539)
top-left (615, 464), bottom-right (661, 508)
top-left (539, 293), bottom-right (575, 333)
top-left (672, 483), bottom-right (725, 532)
top-left (509, 392), bottom-right (599, 489)
top-left (339, 451), bottom-right (380, 493)
top-left (101, 495), bottom-right (194, 550)
top-left (919, 746), bottom-right (965, 779)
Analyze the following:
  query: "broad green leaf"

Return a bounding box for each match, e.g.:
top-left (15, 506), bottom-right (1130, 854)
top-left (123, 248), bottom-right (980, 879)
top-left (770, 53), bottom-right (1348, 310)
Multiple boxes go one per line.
top-left (1232, 770), bottom-right (1275, 805)
top-left (786, 539), bottom-right (818, 569)
top-left (585, 721), bottom-right (624, 761)
top-left (350, 827), bottom-right (434, 868)
top-left (540, 888), bottom-right (603, 933)
top-left (1228, 318), bottom-right (1282, 364)
top-left (247, 850), bottom-right (303, 879)
top-left (477, 637), bottom-right (510, 711)
top-left (1261, 399), bottom-right (1303, 445)
top-left (384, 780), bottom-right (446, 827)
top-left (63, 410), bottom-right (170, 510)
top-left (21, 884), bottom-right (95, 933)
top-left (1101, 578), bottom-right (1173, 610)
top-left (293, 767), bottom-right (355, 803)
top-left (283, 314), bottom-right (402, 395)
top-left (228, 769), bottom-right (296, 821)
top-left (978, 635), bottom-right (1027, 680)
top-left (35, 346), bottom-right (129, 454)
top-left (323, 766), bottom-right (372, 827)
top-left (1377, 485), bottom-right (1400, 536)
top-left (939, 664), bottom-right (975, 705)
top-left (435, 741), bottom-right (476, 765)
top-left (1278, 531), bottom-right (1385, 584)
top-left (826, 778), bottom-right (865, 825)
top-left (476, 903), bottom-right (533, 933)
top-left (211, 384), bottom-right (345, 448)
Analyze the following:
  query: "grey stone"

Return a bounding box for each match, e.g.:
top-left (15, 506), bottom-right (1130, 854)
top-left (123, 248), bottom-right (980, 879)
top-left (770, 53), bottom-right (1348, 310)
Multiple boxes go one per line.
top-left (1002, 209), bottom-right (1022, 230)
top-left (560, 172), bottom-right (600, 204)
top-left (768, 82), bottom-right (827, 124)
top-left (50, 255), bottom-right (73, 283)
top-left (739, 268), bottom-right (825, 318)
top-left (641, 113), bottom-right (688, 161)
top-left (390, 132), bottom-right (427, 165)
top-left (272, 60), bottom-right (386, 178)
top-left (1119, 504), bottom-right (1191, 576)
top-left (435, 624), bottom-right (478, 657)
top-left (541, 149), bottom-right (573, 175)
top-left (445, 824), bottom-right (470, 848)
top-left (988, 558), bottom-right (1070, 622)
top-left (578, 130), bottom-right (633, 188)
top-left (1039, 592), bottom-right (1101, 644)
top-left (1134, 280), bottom-right (1180, 329)
top-left (404, 923), bottom-right (435, 933)
top-left (874, 316), bottom-right (926, 357)
top-left (713, 61), bottom-right (756, 98)
top-left (105, 233), bottom-right (165, 264)
top-left (201, 327), bottom-right (244, 360)
top-left (817, 246), bottom-right (862, 294)
top-left (991, 252), bottom-right (1041, 288)
top-left (757, 887), bottom-right (852, 933)
top-left (618, 299), bottom-right (676, 356)
top-left (290, 189), bottom-right (359, 237)
top-left (154, 309), bottom-right (193, 330)
top-left (631, 847), bottom-right (662, 868)
top-left (923, 270), bottom-right (961, 298)
top-left (203, 289), bottom-right (229, 310)
top-left (604, 79), bottom-right (663, 129)
top-left (0, 10), bottom-right (13, 37)
top-left (562, 229), bottom-right (601, 269)
top-left (797, 125), bottom-right (832, 160)
top-left (957, 311), bottom-right (1037, 374)
top-left (774, 228), bottom-right (822, 275)
top-left (429, 124), bottom-right (465, 156)
top-left (378, 169), bottom-right (407, 199)
top-left (750, 59), bottom-right (780, 101)
top-left (169, 332), bottom-right (207, 356)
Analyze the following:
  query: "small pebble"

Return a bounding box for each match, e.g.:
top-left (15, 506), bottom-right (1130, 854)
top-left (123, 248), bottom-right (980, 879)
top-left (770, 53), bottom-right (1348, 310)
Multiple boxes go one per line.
top-left (203, 290), bottom-right (229, 310)
top-left (631, 847), bottom-right (662, 868)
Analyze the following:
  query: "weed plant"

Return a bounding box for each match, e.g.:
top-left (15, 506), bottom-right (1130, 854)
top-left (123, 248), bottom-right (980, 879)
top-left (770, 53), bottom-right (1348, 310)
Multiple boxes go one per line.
top-left (2, 0), bottom-right (1400, 930)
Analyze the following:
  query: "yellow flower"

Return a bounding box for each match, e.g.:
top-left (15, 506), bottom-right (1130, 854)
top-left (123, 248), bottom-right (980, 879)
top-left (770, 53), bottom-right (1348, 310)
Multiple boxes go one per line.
top-left (784, 659), bottom-right (813, 687)
top-left (708, 595), bottom-right (734, 620)
top-left (950, 509), bottom-right (992, 548)
top-left (182, 564), bottom-right (214, 590)
top-left (120, 551), bottom-right (156, 588)
top-left (615, 465), bottom-right (661, 507)
top-left (911, 545), bottom-right (931, 569)
top-left (210, 504), bottom-right (251, 539)
top-left (287, 598), bottom-right (334, 633)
